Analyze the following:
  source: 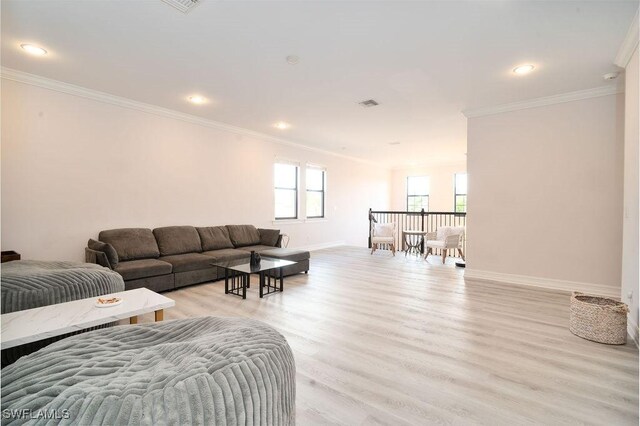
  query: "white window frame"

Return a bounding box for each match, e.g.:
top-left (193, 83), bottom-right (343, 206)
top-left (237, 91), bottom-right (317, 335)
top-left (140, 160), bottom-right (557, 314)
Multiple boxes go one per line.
top-left (454, 172), bottom-right (467, 213)
top-left (274, 160), bottom-right (300, 220)
top-left (406, 175), bottom-right (429, 212)
top-left (305, 165), bottom-right (326, 219)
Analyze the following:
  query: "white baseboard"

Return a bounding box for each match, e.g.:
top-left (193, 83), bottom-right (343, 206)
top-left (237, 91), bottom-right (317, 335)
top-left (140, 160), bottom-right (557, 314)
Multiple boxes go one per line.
top-left (628, 316), bottom-right (639, 348)
top-left (291, 241), bottom-right (346, 252)
top-left (464, 269), bottom-right (620, 298)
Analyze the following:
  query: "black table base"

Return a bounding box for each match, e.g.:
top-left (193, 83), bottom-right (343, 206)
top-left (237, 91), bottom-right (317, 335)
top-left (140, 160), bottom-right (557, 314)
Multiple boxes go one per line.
top-left (259, 269), bottom-right (284, 298)
top-left (222, 267), bottom-right (284, 299)
top-left (224, 268), bottom-right (249, 299)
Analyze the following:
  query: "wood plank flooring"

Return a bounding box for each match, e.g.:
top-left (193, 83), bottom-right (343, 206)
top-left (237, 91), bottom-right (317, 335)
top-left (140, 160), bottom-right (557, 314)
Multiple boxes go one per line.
top-left (134, 246), bottom-right (639, 425)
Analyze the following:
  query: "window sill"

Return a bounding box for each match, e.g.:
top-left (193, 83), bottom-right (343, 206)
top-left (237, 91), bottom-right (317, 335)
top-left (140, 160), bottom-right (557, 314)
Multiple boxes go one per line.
top-left (271, 218), bottom-right (328, 225)
top-left (272, 219), bottom-right (303, 225)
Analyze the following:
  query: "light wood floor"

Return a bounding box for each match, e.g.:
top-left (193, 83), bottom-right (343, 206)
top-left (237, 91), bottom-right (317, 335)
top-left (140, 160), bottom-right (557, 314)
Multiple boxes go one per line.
top-left (137, 246), bottom-right (639, 425)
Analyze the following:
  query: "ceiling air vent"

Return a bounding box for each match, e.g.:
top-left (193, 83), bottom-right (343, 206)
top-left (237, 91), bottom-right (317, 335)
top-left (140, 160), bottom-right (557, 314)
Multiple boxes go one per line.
top-left (359, 99), bottom-right (379, 108)
top-left (161, 0), bottom-right (201, 13)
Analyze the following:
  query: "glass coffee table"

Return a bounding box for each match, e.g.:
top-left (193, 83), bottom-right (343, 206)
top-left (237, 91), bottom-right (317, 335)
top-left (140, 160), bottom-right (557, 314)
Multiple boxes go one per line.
top-left (211, 257), bottom-right (297, 299)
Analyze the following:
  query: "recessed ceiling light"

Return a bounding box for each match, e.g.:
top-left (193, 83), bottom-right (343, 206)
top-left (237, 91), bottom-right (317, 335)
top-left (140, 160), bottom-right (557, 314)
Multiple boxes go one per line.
top-left (286, 55), bottom-right (300, 65)
top-left (20, 43), bottom-right (47, 56)
top-left (188, 95), bottom-right (206, 105)
top-left (274, 121), bottom-right (291, 130)
top-left (513, 64), bottom-right (535, 75)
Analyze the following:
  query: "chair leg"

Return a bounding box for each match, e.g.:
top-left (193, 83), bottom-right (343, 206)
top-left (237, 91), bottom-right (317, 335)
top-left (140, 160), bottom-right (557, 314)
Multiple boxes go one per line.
top-left (424, 247), bottom-right (432, 260)
top-left (371, 243), bottom-right (376, 255)
top-left (442, 249), bottom-right (447, 264)
top-left (391, 243), bottom-right (396, 256)
top-left (458, 248), bottom-right (465, 261)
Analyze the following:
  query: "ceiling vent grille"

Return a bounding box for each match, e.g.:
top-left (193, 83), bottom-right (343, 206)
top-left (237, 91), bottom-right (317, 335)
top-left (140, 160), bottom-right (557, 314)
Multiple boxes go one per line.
top-left (359, 99), bottom-right (379, 108)
top-left (161, 0), bottom-right (200, 13)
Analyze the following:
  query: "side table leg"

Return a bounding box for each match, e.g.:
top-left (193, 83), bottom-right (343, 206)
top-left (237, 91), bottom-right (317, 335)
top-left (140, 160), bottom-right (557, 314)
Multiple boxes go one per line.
top-left (155, 309), bottom-right (164, 321)
top-left (225, 268), bottom-right (229, 294)
top-left (130, 316), bottom-right (138, 324)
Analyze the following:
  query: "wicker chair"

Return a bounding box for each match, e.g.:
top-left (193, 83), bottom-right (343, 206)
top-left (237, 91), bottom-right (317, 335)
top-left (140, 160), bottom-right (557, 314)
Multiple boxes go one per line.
top-left (424, 226), bottom-right (465, 263)
top-left (370, 222), bottom-right (397, 256)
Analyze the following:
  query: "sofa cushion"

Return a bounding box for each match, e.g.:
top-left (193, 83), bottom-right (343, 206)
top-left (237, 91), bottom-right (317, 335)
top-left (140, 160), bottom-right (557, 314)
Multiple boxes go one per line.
top-left (258, 228), bottom-right (280, 247)
top-left (260, 248), bottom-right (310, 263)
top-left (227, 225), bottom-right (261, 247)
top-left (159, 253), bottom-right (215, 273)
top-left (197, 226), bottom-right (234, 251)
top-left (202, 249), bottom-right (251, 262)
top-left (87, 239), bottom-right (119, 268)
top-left (114, 259), bottom-right (172, 281)
top-left (99, 228), bottom-right (160, 261)
top-left (237, 245), bottom-right (281, 254)
top-left (153, 226), bottom-right (202, 256)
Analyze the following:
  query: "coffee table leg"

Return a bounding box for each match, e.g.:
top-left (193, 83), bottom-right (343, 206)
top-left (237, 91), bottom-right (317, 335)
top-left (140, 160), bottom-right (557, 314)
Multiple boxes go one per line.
top-left (155, 309), bottom-right (164, 321)
top-left (130, 316), bottom-right (138, 324)
top-left (224, 268), bottom-right (229, 294)
top-left (259, 272), bottom-right (264, 298)
top-left (280, 267), bottom-right (284, 292)
top-left (242, 273), bottom-right (247, 299)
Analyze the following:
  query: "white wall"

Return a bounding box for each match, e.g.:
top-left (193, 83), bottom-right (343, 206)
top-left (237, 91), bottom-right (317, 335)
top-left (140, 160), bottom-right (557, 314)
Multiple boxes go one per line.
top-left (622, 47), bottom-right (639, 342)
top-left (1, 79), bottom-right (390, 261)
top-left (466, 94), bottom-right (625, 297)
top-left (390, 162), bottom-right (466, 211)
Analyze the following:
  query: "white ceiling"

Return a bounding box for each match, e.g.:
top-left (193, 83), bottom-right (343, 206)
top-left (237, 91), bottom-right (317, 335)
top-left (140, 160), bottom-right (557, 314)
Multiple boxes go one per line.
top-left (2, 0), bottom-right (637, 167)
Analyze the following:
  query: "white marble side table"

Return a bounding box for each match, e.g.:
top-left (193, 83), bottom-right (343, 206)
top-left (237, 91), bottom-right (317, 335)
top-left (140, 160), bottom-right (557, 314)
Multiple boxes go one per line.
top-left (1, 288), bottom-right (175, 349)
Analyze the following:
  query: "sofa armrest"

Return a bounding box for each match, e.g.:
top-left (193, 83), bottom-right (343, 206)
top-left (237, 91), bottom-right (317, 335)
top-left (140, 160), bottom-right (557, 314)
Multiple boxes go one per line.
top-left (85, 247), bottom-right (112, 269)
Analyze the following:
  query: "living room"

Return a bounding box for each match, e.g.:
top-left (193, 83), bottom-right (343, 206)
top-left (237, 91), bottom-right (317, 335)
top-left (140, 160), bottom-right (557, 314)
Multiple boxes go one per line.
top-left (1, 0), bottom-right (638, 424)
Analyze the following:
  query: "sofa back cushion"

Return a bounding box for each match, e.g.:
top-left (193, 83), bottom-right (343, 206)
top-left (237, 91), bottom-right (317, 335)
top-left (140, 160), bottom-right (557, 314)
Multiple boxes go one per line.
top-left (153, 226), bottom-right (202, 256)
top-left (258, 228), bottom-right (280, 247)
top-left (226, 225), bottom-right (261, 247)
top-left (98, 228), bottom-right (160, 261)
top-left (196, 226), bottom-right (234, 251)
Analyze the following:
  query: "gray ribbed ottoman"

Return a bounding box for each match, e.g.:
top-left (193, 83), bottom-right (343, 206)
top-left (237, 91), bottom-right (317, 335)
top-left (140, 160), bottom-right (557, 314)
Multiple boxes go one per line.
top-left (1, 317), bottom-right (296, 425)
top-left (1, 260), bottom-right (125, 366)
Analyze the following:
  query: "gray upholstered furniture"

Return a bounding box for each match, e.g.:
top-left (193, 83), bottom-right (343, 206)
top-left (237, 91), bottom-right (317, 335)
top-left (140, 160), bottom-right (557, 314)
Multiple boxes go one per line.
top-left (1, 317), bottom-right (296, 425)
top-left (1, 260), bottom-right (125, 366)
top-left (86, 225), bottom-right (310, 292)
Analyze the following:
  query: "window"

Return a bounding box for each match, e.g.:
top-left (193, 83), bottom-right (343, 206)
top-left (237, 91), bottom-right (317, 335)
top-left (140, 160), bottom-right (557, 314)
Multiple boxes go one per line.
top-left (306, 167), bottom-right (325, 218)
top-left (407, 176), bottom-right (429, 212)
top-left (274, 163), bottom-right (298, 219)
top-left (455, 173), bottom-right (467, 213)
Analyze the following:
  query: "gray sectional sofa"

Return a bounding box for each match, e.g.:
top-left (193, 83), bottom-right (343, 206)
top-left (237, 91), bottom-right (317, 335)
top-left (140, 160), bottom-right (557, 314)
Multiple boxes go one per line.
top-left (85, 225), bottom-right (309, 292)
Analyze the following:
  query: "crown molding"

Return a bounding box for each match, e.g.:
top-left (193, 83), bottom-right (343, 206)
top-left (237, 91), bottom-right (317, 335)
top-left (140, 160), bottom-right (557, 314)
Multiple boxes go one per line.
top-left (614, 8), bottom-right (639, 68)
top-left (0, 67), bottom-right (387, 169)
top-left (390, 158), bottom-right (467, 171)
top-left (462, 85), bottom-right (622, 118)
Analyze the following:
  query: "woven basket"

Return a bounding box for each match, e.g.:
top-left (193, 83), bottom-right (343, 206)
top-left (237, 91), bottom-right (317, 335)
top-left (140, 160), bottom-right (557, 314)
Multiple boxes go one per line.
top-left (569, 292), bottom-right (628, 345)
